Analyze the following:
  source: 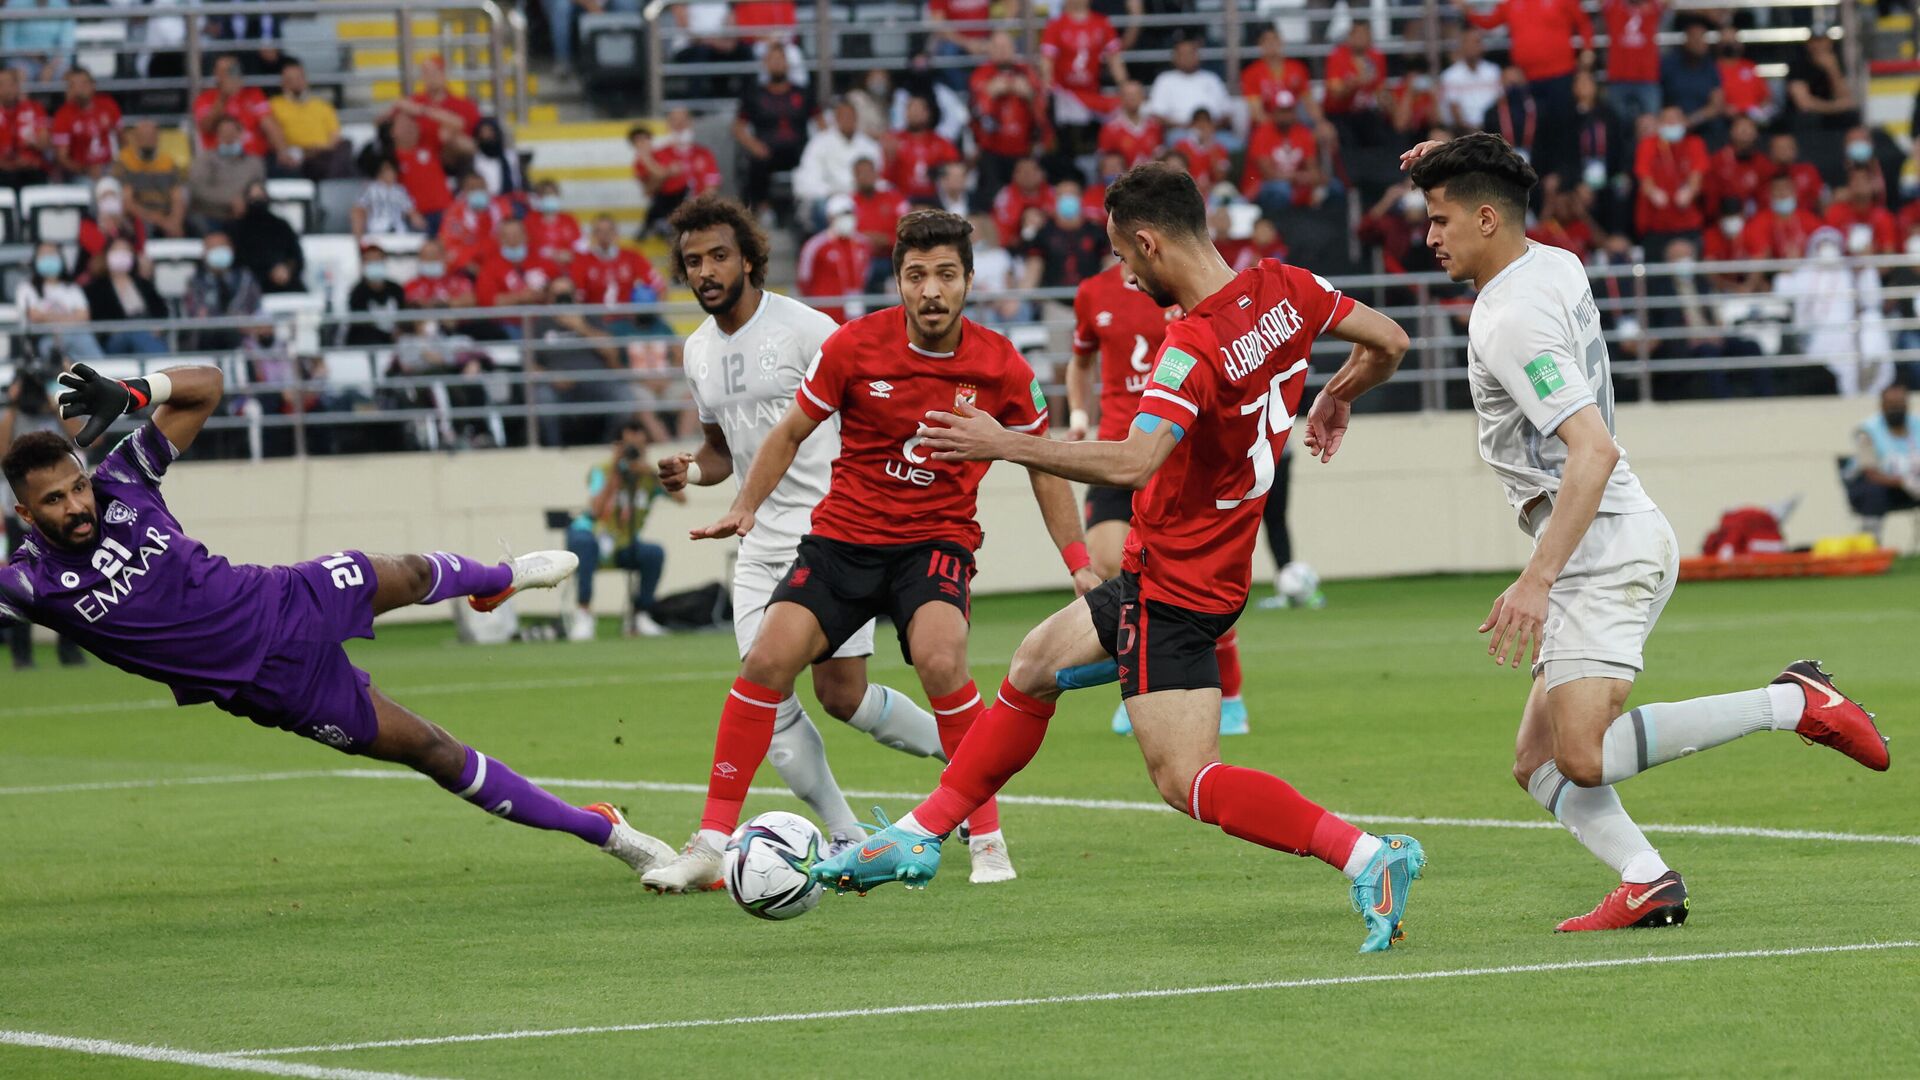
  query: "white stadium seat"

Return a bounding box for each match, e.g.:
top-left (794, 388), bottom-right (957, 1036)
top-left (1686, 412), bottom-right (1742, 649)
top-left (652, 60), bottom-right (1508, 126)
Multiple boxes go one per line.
top-left (20, 185), bottom-right (92, 245)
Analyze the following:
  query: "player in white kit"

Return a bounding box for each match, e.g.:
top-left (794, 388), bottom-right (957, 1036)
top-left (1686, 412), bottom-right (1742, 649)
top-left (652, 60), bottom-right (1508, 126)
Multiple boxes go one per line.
top-left (1404, 133), bottom-right (1889, 932)
top-left (644, 195), bottom-right (950, 893)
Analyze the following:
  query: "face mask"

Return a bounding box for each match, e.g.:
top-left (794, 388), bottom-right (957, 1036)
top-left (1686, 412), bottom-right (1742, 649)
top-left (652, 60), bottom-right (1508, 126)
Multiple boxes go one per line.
top-left (1848, 142), bottom-right (1872, 163)
top-left (97, 195), bottom-right (121, 217)
top-left (596, 243), bottom-right (618, 258)
top-left (673, 128), bottom-right (694, 147)
top-left (1887, 408), bottom-right (1910, 427)
top-left (419, 260), bottom-right (445, 278)
top-left (136, 146), bottom-right (156, 162)
top-left (1906, 236), bottom-right (1920, 257)
top-left (1659, 123), bottom-right (1686, 144)
top-left (1670, 256), bottom-right (1695, 271)
top-left (500, 245), bottom-right (527, 263)
top-left (247, 197), bottom-right (269, 213)
top-left (218, 142), bottom-right (243, 158)
top-left (1772, 196), bottom-right (1798, 216)
top-left (420, 319), bottom-right (441, 337)
top-left (364, 262), bottom-right (389, 282)
top-left (1400, 189), bottom-right (1426, 214)
top-left (477, 138), bottom-right (504, 157)
top-left (1582, 159), bottom-right (1607, 189)
top-left (466, 190), bottom-right (490, 211)
top-left (1721, 216), bottom-right (1744, 238)
top-left (1812, 242), bottom-right (1841, 263)
top-left (107, 250), bottom-right (133, 274)
top-left (33, 254), bottom-right (61, 278)
top-left (538, 195), bottom-right (561, 214)
top-left (830, 215), bottom-right (856, 238)
top-left (1848, 224), bottom-right (1874, 255)
top-left (207, 247), bottom-right (233, 270)
top-left (1411, 75), bottom-right (1432, 92)
top-left (1055, 194), bottom-right (1081, 220)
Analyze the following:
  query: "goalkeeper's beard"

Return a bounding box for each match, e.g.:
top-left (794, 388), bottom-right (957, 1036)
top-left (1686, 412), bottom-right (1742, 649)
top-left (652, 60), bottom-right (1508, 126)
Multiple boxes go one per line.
top-left (51, 510), bottom-right (96, 549)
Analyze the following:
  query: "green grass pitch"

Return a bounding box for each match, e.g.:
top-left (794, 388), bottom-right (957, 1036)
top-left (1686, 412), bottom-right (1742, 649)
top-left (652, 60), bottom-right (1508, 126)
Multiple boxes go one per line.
top-left (1, 565), bottom-right (1916, 1078)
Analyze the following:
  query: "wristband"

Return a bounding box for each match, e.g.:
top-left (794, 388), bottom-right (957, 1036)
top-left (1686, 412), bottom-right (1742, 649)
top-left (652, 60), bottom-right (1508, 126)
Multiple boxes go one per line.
top-left (121, 371), bottom-right (172, 413)
top-left (685, 460), bottom-right (705, 485)
top-left (1061, 541), bottom-right (1091, 574)
top-left (1069, 408), bottom-right (1091, 433)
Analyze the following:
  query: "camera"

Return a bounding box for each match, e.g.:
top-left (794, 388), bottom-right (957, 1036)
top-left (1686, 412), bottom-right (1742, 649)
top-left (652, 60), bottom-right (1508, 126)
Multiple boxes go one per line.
top-left (12, 344), bottom-right (63, 416)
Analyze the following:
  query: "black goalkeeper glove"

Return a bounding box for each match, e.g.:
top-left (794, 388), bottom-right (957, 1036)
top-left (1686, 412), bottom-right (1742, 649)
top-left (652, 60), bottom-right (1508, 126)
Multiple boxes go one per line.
top-left (57, 363), bottom-right (155, 447)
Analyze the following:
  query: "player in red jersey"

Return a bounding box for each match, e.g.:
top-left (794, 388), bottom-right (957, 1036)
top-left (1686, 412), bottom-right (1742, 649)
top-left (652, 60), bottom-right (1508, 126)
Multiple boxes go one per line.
top-left (669, 210), bottom-right (1100, 888)
top-left (1067, 263), bottom-right (1251, 738)
top-left (813, 165), bottom-right (1428, 953)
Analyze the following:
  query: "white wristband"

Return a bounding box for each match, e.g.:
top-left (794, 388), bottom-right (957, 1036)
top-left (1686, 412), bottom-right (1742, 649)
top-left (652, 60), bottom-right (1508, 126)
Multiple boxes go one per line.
top-left (1069, 409), bottom-right (1091, 432)
top-left (685, 460), bottom-right (705, 486)
top-left (145, 371), bottom-right (173, 407)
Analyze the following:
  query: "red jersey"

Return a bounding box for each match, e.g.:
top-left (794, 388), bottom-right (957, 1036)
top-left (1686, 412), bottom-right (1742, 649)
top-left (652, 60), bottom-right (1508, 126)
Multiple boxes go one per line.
top-left (0, 99), bottom-right (47, 167)
top-left (1072, 265), bottom-right (1182, 440)
top-left (1171, 136), bottom-right (1230, 188)
top-left (525, 211), bottom-right (583, 264)
top-left (1463, 0), bottom-right (1593, 82)
top-left (1241, 58), bottom-right (1311, 115)
top-left (797, 312), bottom-right (1045, 549)
top-left (1706, 145), bottom-right (1770, 212)
top-left (1776, 160), bottom-right (1824, 211)
top-left (436, 198), bottom-right (507, 269)
top-left (571, 246), bottom-right (663, 304)
top-left (1719, 58), bottom-right (1769, 117)
top-left (796, 232), bottom-right (871, 323)
top-left (1739, 207), bottom-right (1822, 260)
top-left (1041, 12), bottom-right (1120, 107)
top-left (192, 87), bottom-right (272, 156)
top-left (971, 63), bottom-right (1049, 158)
top-left (1633, 133), bottom-right (1709, 235)
top-left (642, 141), bottom-right (722, 197)
top-left (404, 273), bottom-right (475, 307)
top-left (733, 0), bottom-right (796, 29)
top-left (1527, 218), bottom-right (1594, 262)
top-left (411, 90), bottom-right (481, 153)
top-left (1323, 44), bottom-right (1386, 115)
top-left (397, 144), bottom-right (451, 215)
top-left (1824, 202), bottom-right (1898, 254)
top-left (1126, 261), bottom-right (1353, 613)
top-left (1097, 114), bottom-right (1164, 168)
top-left (476, 254), bottom-right (561, 306)
top-left (991, 183), bottom-right (1055, 248)
top-left (1603, 0), bottom-right (1662, 83)
top-left (853, 186), bottom-right (911, 253)
top-left (51, 97), bottom-right (121, 169)
top-left (929, 0), bottom-right (991, 37)
top-left (887, 130), bottom-right (960, 200)
top-left (1241, 121), bottom-right (1317, 202)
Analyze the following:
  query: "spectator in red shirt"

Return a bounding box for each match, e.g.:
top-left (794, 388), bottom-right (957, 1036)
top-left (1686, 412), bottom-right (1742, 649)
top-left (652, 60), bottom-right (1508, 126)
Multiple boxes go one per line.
top-left (570, 215), bottom-right (666, 339)
top-left (1324, 22), bottom-right (1388, 145)
top-left (79, 175), bottom-right (144, 271)
top-left (633, 109), bottom-right (722, 237)
top-left (1825, 166), bottom-right (1898, 256)
top-left (926, 0), bottom-right (994, 93)
top-left (971, 32), bottom-right (1051, 209)
top-left (1084, 150), bottom-right (1124, 224)
top-left (851, 156), bottom-right (908, 279)
top-left (1706, 114), bottom-right (1768, 214)
top-left (391, 113), bottom-right (452, 227)
top-left (1528, 188), bottom-right (1597, 262)
top-left (1389, 59), bottom-right (1441, 138)
top-left (1717, 38), bottom-right (1773, 125)
top-left (1458, 0), bottom-right (1594, 172)
top-left (1040, 0), bottom-right (1125, 130)
top-left (990, 156), bottom-right (1055, 246)
top-left (796, 193), bottom-right (872, 323)
top-left (476, 220), bottom-right (561, 320)
top-left (389, 57), bottom-right (481, 164)
top-left (193, 56), bottom-right (276, 158)
top-left (1603, 0), bottom-right (1663, 128)
top-left (51, 68), bottom-right (119, 180)
top-left (1097, 81), bottom-right (1164, 168)
top-left (887, 95), bottom-right (961, 203)
top-left (1740, 174), bottom-right (1822, 260)
top-left (526, 180), bottom-right (583, 266)
top-left (1242, 27), bottom-right (1316, 129)
top-left (1242, 96), bottom-right (1325, 211)
top-left (1634, 106), bottom-right (1709, 245)
top-left (0, 68), bottom-right (48, 188)
top-left (1358, 183), bottom-right (1436, 275)
top-left (402, 238), bottom-right (476, 309)
top-left (1841, 125), bottom-right (1886, 205)
top-left (1766, 132), bottom-right (1824, 212)
top-left (439, 173), bottom-right (510, 270)
top-left (1170, 109), bottom-right (1230, 189)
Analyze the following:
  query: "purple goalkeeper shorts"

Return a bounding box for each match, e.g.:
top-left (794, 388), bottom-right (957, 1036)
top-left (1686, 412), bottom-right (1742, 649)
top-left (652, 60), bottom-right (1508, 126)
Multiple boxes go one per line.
top-left (222, 550), bottom-right (381, 753)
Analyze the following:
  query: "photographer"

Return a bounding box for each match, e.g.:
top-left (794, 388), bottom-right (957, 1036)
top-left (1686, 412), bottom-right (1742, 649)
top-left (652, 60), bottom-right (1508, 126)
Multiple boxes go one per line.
top-left (561, 419), bottom-right (684, 641)
top-left (0, 354), bottom-right (85, 668)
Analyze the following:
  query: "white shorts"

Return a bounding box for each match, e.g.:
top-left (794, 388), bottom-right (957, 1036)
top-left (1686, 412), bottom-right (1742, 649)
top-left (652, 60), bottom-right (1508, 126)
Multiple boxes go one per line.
top-left (1524, 503), bottom-right (1679, 686)
top-left (732, 555), bottom-right (875, 661)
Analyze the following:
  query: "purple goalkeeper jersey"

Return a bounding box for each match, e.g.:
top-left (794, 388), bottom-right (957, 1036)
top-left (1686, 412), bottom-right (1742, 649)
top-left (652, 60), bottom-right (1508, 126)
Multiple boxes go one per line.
top-left (0, 424), bottom-right (292, 705)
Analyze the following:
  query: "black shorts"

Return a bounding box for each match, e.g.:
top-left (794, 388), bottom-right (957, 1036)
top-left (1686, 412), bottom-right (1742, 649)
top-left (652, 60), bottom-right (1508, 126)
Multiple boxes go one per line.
top-left (1084, 484), bottom-right (1133, 529)
top-left (1086, 571), bottom-right (1242, 699)
top-left (770, 534), bottom-right (974, 664)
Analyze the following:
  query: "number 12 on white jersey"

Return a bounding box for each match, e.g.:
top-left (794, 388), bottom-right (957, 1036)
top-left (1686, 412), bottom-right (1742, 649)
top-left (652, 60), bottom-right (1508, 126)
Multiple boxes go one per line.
top-left (1215, 359), bottom-right (1308, 510)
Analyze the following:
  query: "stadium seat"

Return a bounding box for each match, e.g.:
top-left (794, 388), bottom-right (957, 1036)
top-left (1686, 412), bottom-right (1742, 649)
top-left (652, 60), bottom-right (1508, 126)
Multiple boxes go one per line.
top-left (339, 123), bottom-right (378, 158)
top-left (261, 293), bottom-right (327, 355)
top-left (0, 301), bottom-right (16, 362)
top-left (21, 186), bottom-right (93, 245)
top-left (322, 349), bottom-right (378, 393)
top-left (145, 238), bottom-right (205, 304)
top-left (267, 178), bottom-right (318, 234)
top-left (0, 187), bottom-right (18, 244)
top-left (73, 23), bottom-right (125, 83)
top-left (316, 178), bottom-right (364, 234)
top-left (367, 232), bottom-right (425, 283)
top-left (299, 234), bottom-right (362, 313)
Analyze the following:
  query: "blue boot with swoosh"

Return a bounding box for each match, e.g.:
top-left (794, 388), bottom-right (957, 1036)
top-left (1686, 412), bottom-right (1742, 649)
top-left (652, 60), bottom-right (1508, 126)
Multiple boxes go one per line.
top-left (808, 807), bottom-right (943, 895)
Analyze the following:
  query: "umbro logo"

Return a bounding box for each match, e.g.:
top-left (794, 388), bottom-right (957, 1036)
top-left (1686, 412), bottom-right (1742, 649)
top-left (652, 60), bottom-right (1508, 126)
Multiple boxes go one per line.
top-left (869, 381), bottom-right (894, 398)
top-left (714, 762), bottom-right (738, 778)
top-left (1095, 311), bottom-right (1113, 326)
top-left (104, 502), bottom-right (136, 525)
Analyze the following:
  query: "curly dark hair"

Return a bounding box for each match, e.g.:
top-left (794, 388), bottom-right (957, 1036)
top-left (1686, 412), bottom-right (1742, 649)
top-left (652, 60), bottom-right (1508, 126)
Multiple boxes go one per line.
top-left (1407, 131), bottom-right (1537, 222)
top-left (668, 193), bottom-right (769, 289)
top-left (3, 429), bottom-right (80, 501)
top-left (1103, 162), bottom-right (1207, 241)
top-left (892, 208), bottom-right (973, 277)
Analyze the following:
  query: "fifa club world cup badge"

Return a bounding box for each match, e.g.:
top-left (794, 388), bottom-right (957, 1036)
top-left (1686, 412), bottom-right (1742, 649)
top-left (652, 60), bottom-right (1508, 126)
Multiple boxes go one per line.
top-left (954, 384), bottom-right (978, 410)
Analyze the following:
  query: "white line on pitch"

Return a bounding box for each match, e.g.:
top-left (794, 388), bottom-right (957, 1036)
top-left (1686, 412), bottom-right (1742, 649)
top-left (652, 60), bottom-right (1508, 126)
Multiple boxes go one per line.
top-left (6, 767), bottom-right (1917, 847)
top-left (230, 940), bottom-right (1918, 1057)
top-left (0, 1028), bottom-right (453, 1080)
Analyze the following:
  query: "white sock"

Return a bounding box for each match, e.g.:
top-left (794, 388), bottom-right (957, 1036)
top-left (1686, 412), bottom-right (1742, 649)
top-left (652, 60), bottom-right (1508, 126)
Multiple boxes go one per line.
top-left (968, 828), bottom-right (1004, 848)
top-left (894, 811), bottom-right (936, 839)
top-left (1341, 832), bottom-right (1384, 879)
top-left (698, 827), bottom-right (730, 850)
top-left (1767, 682), bottom-right (1805, 730)
top-left (843, 684), bottom-right (947, 760)
top-left (1599, 688), bottom-right (1779, 785)
top-left (1620, 849), bottom-right (1671, 884)
top-left (1527, 761), bottom-right (1666, 879)
top-left (767, 695), bottom-right (861, 841)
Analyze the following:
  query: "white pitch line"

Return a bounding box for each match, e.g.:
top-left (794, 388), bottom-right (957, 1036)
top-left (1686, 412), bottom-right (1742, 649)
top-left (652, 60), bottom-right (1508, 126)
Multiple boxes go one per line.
top-left (0, 1028), bottom-right (453, 1080)
top-left (8, 767), bottom-right (1919, 847)
top-left (231, 940), bottom-right (1918, 1057)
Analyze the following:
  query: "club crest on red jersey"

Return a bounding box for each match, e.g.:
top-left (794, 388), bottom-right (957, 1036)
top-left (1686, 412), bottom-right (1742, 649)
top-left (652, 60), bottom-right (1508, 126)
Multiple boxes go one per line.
top-left (954, 384), bottom-right (978, 410)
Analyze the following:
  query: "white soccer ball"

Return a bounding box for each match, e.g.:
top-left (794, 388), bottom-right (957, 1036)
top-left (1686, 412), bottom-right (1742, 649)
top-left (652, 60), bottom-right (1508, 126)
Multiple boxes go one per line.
top-left (724, 810), bottom-right (824, 921)
top-left (1277, 561), bottom-right (1321, 607)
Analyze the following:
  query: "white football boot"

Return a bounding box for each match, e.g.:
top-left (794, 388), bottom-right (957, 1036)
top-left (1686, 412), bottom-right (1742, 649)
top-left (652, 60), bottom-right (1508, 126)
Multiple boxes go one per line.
top-left (469, 550), bottom-right (580, 612)
top-left (641, 831), bottom-right (726, 893)
top-left (583, 803), bottom-right (676, 875)
top-left (968, 831), bottom-right (1017, 884)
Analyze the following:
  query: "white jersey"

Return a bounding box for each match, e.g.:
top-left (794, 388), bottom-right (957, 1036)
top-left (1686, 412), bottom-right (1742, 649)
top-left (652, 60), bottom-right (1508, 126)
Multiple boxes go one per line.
top-left (684, 291), bottom-right (842, 564)
top-left (1466, 242), bottom-right (1656, 523)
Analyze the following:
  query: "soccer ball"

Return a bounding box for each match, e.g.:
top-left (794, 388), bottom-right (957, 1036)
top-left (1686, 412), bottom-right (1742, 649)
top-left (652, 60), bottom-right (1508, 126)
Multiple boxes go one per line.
top-left (1276, 561), bottom-right (1323, 608)
top-left (723, 810), bottom-right (824, 921)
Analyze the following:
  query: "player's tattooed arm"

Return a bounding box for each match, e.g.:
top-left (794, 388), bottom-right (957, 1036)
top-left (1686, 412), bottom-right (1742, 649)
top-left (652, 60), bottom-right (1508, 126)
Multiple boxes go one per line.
top-left (691, 404), bottom-right (819, 539)
top-left (659, 422), bottom-right (734, 492)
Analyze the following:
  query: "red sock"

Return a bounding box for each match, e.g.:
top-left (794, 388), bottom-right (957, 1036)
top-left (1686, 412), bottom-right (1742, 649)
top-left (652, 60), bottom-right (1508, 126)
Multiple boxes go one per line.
top-left (1190, 762), bottom-right (1361, 869)
top-left (923, 680), bottom-right (1028, 836)
top-left (698, 676), bottom-right (782, 833)
top-left (1215, 629), bottom-right (1243, 700)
